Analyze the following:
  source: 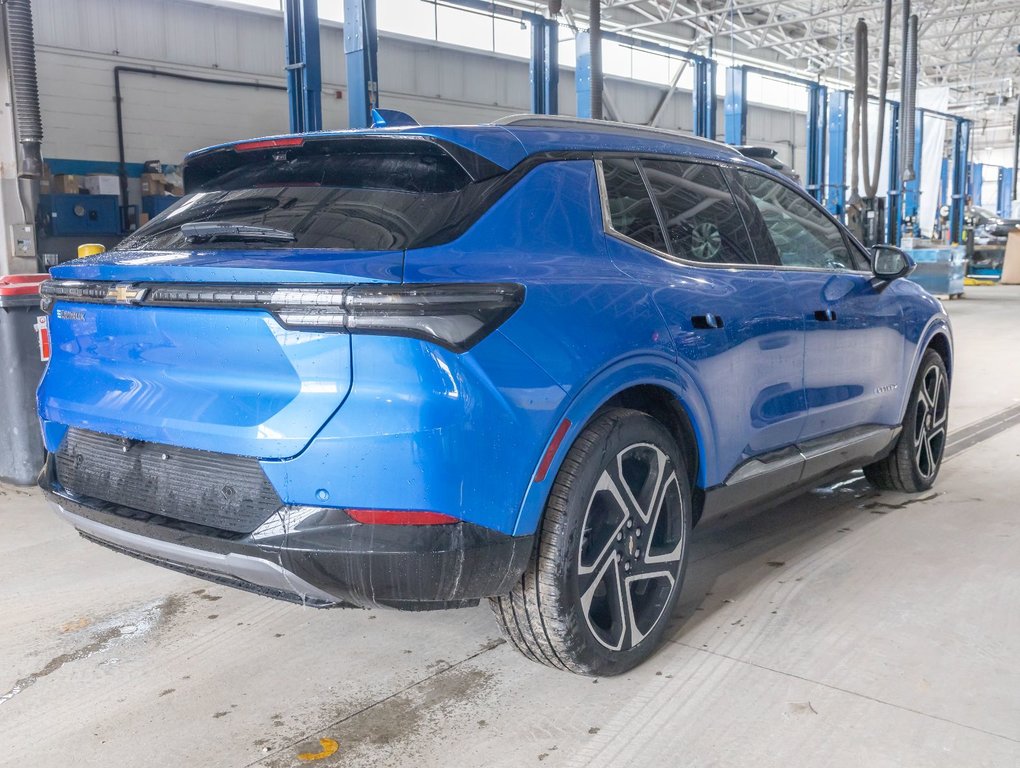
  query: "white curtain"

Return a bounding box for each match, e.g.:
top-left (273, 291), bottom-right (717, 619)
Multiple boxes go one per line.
top-left (918, 87), bottom-right (949, 237)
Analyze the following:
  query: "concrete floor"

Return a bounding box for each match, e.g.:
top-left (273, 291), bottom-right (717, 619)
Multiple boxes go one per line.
top-left (2, 286), bottom-right (1019, 768)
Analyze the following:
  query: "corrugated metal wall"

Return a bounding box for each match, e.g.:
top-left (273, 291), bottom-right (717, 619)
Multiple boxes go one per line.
top-left (33, 0), bottom-right (809, 169)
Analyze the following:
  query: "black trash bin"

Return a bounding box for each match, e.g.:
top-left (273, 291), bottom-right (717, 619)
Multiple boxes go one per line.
top-left (0, 274), bottom-right (50, 485)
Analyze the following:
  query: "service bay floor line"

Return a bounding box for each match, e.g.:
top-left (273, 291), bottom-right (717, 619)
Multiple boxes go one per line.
top-left (1, 286), bottom-right (1018, 768)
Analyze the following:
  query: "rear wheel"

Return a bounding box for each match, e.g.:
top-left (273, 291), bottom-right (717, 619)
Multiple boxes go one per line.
top-left (490, 408), bottom-right (691, 676)
top-left (864, 350), bottom-right (949, 492)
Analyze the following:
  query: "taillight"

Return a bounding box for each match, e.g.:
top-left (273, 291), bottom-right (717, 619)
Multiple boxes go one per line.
top-left (346, 509), bottom-right (459, 525)
top-left (40, 280), bottom-right (524, 353)
top-left (233, 137), bottom-right (305, 152)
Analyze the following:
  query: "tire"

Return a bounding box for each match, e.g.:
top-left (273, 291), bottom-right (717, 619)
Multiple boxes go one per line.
top-left (864, 350), bottom-right (949, 492)
top-left (490, 408), bottom-right (692, 676)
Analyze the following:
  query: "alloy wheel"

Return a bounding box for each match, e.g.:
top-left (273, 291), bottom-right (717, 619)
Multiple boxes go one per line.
top-left (577, 443), bottom-right (686, 651)
top-left (913, 363), bottom-right (948, 481)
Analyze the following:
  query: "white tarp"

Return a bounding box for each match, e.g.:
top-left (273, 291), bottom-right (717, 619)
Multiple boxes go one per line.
top-left (918, 87), bottom-right (950, 237)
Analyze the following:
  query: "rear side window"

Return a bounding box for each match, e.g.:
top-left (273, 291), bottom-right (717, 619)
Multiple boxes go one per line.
top-left (601, 157), bottom-right (757, 265)
top-left (116, 139), bottom-right (508, 252)
top-left (737, 171), bottom-right (869, 271)
top-left (640, 160), bottom-right (756, 265)
top-left (600, 158), bottom-right (668, 252)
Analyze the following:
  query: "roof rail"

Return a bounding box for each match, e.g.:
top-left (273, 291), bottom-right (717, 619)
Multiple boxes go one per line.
top-left (493, 114), bottom-right (734, 153)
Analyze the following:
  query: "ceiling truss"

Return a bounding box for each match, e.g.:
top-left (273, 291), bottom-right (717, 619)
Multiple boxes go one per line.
top-left (501, 0), bottom-right (1020, 148)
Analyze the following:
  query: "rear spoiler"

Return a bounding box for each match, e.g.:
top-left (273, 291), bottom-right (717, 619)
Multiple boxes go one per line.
top-left (182, 134), bottom-right (508, 194)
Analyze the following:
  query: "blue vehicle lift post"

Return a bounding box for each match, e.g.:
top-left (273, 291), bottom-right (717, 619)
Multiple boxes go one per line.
top-left (999, 167), bottom-right (1015, 217)
top-left (806, 82), bottom-right (828, 203)
top-left (575, 31), bottom-right (592, 119)
top-left (826, 90), bottom-right (849, 217)
top-left (530, 16), bottom-right (559, 114)
top-left (723, 66), bottom-right (746, 145)
top-left (344, 0), bottom-right (379, 129)
top-left (283, 0), bottom-right (323, 132)
top-left (692, 58), bottom-right (716, 139)
top-left (950, 117), bottom-right (970, 243)
top-left (886, 100), bottom-right (900, 245)
top-left (970, 162), bottom-right (983, 207)
top-left (940, 157), bottom-right (949, 211)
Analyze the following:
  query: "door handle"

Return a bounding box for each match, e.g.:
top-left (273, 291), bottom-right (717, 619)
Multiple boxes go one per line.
top-left (691, 313), bottom-right (724, 330)
top-left (813, 309), bottom-right (837, 322)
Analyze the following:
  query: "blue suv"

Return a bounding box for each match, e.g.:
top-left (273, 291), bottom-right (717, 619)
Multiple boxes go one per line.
top-left (37, 117), bottom-right (952, 675)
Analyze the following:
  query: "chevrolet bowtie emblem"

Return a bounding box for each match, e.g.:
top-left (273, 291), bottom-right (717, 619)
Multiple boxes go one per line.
top-left (107, 283), bottom-right (147, 304)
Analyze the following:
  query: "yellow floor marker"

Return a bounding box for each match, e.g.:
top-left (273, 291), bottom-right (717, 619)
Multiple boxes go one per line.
top-left (297, 738), bottom-right (339, 761)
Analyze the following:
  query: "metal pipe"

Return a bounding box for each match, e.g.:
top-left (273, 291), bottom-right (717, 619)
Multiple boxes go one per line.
top-left (901, 11), bottom-right (917, 183)
top-left (850, 18), bottom-right (865, 201)
top-left (113, 66), bottom-right (286, 230)
top-left (3, 0), bottom-right (43, 231)
top-left (588, 0), bottom-right (602, 120)
top-left (866, 0), bottom-right (892, 199)
top-left (854, 18), bottom-right (871, 200)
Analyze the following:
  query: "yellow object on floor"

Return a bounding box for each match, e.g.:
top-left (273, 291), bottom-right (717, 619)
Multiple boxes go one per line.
top-left (964, 277), bottom-right (998, 287)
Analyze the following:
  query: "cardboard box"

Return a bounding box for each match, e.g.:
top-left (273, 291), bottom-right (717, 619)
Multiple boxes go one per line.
top-left (1001, 230), bottom-right (1020, 285)
top-left (83, 174), bottom-right (120, 196)
top-left (50, 174), bottom-right (82, 195)
top-left (140, 172), bottom-right (165, 196)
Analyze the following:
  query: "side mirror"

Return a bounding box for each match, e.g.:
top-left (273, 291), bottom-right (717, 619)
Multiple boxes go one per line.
top-left (871, 245), bottom-right (915, 281)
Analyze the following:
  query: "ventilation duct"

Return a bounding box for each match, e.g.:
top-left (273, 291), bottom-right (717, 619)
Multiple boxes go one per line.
top-left (2, 0), bottom-right (43, 233)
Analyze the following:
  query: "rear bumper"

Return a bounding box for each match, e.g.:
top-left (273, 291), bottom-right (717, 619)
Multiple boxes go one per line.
top-left (40, 460), bottom-right (534, 611)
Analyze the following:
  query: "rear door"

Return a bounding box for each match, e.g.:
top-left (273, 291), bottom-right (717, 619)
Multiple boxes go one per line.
top-left (733, 169), bottom-right (906, 440)
top-left (600, 157), bottom-right (806, 486)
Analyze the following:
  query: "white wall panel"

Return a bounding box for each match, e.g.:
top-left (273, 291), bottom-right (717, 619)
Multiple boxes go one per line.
top-left (32, 0), bottom-right (811, 172)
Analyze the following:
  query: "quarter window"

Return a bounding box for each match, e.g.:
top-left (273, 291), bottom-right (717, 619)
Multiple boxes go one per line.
top-left (738, 171), bottom-right (868, 271)
top-left (601, 158), bottom-right (668, 252)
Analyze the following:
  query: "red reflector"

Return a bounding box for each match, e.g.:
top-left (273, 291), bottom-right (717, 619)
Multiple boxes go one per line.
top-left (234, 137), bottom-right (305, 152)
top-left (534, 418), bottom-right (572, 483)
top-left (346, 509), bottom-right (459, 526)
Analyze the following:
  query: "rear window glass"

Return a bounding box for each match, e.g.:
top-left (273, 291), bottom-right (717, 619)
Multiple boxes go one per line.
top-left (116, 140), bottom-right (507, 252)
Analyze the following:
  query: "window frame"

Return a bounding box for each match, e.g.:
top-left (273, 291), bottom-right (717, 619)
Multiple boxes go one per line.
top-left (596, 155), bottom-right (764, 269)
top-left (595, 154), bottom-right (874, 275)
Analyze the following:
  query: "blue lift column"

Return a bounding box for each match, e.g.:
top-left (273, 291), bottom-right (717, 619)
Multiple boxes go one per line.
top-left (530, 16), bottom-right (559, 114)
top-left (723, 67), bottom-right (746, 145)
top-left (693, 59), bottom-right (716, 139)
top-left (886, 101), bottom-right (900, 244)
top-left (806, 83), bottom-right (827, 203)
top-left (950, 118), bottom-right (970, 243)
top-left (970, 163), bottom-right (983, 207)
top-left (576, 31), bottom-right (592, 119)
top-left (344, 0), bottom-right (379, 129)
top-left (825, 90), bottom-right (849, 217)
top-left (284, 0), bottom-right (322, 132)
top-left (999, 168), bottom-right (1015, 217)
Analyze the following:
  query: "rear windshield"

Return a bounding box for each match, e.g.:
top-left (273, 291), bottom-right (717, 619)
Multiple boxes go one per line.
top-left (116, 139), bottom-right (508, 252)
